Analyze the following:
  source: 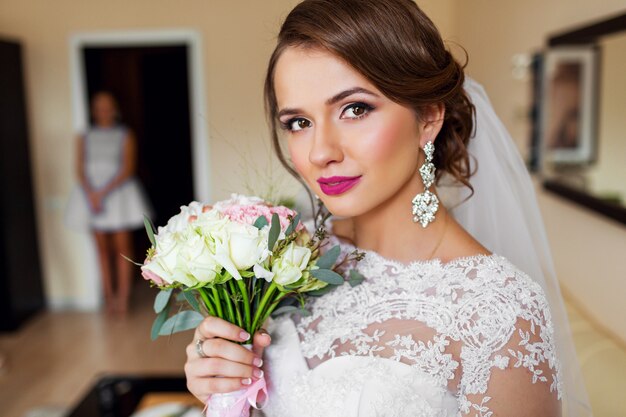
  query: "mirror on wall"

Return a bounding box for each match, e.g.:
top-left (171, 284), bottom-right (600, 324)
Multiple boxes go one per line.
top-left (532, 12), bottom-right (626, 225)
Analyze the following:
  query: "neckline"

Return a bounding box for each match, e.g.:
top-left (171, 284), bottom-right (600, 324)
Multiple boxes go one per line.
top-left (336, 237), bottom-right (499, 271)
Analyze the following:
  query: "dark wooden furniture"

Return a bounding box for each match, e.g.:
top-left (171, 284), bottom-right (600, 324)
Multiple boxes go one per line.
top-left (0, 38), bottom-right (45, 331)
top-left (68, 375), bottom-right (190, 417)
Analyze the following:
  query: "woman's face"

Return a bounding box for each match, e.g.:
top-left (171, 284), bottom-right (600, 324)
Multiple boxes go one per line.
top-left (273, 47), bottom-right (428, 218)
top-left (92, 93), bottom-right (117, 126)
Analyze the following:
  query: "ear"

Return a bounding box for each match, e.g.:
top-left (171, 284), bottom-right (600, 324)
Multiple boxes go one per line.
top-left (418, 103), bottom-right (445, 148)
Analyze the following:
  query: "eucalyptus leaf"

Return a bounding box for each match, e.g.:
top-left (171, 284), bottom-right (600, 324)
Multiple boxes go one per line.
top-left (268, 213), bottom-right (280, 251)
top-left (183, 290), bottom-right (201, 313)
top-left (316, 245), bottom-right (340, 269)
top-left (306, 285), bottom-right (337, 297)
top-left (159, 310), bottom-right (204, 336)
top-left (254, 215), bottom-right (269, 229)
top-left (271, 305), bottom-right (301, 316)
top-left (175, 291), bottom-right (186, 302)
top-left (150, 304), bottom-right (170, 341)
top-left (311, 268), bottom-right (344, 285)
top-left (154, 288), bottom-right (173, 314)
top-left (349, 269), bottom-right (365, 287)
top-left (144, 215), bottom-right (156, 247)
top-left (285, 212), bottom-right (301, 235)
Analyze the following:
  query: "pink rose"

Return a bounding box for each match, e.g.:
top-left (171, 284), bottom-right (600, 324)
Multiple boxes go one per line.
top-left (141, 265), bottom-right (166, 286)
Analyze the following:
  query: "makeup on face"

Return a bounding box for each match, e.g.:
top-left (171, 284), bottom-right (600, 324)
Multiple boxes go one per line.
top-left (274, 47), bottom-right (422, 218)
top-left (317, 175), bottom-right (362, 196)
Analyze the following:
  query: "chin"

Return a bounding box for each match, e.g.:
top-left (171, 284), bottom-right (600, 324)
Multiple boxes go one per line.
top-left (318, 195), bottom-right (367, 218)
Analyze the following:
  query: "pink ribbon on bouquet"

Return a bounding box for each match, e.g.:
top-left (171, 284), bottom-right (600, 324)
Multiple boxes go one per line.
top-left (204, 376), bottom-right (268, 417)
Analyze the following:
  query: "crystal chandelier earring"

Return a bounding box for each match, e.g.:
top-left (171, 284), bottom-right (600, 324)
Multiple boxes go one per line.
top-left (412, 141), bottom-right (439, 228)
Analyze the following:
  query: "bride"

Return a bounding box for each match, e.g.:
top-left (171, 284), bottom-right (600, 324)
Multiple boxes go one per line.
top-left (185, 0), bottom-right (591, 415)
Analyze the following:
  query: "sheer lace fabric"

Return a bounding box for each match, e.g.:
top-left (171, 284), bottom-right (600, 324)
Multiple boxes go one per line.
top-left (261, 239), bottom-right (562, 417)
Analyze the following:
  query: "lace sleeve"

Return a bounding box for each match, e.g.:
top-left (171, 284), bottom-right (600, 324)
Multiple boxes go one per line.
top-left (456, 265), bottom-right (563, 416)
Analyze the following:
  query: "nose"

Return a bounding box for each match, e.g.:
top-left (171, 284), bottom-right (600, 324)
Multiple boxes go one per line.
top-left (308, 120), bottom-right (343, 167)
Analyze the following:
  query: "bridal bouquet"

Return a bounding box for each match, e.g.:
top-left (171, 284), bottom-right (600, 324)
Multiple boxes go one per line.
top-left (140, 194), bottom-right (363, 417)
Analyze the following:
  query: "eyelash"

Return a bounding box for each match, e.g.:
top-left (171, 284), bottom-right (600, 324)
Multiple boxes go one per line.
top-left (279, 102), bottom-right (375, 132)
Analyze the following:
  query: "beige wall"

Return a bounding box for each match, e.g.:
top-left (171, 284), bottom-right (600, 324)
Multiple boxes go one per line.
top-left (455, 0), bottom-right (626, 341)
top-left (0, 0), bottom-right (455, 309)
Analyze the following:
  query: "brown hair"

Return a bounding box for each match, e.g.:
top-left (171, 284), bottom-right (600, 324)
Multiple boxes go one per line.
top-left (264, 0), bottom-right (475, 194)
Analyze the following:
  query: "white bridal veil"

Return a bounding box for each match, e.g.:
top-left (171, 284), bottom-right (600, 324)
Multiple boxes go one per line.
top-left (438, 78), bottom-right (592, 416)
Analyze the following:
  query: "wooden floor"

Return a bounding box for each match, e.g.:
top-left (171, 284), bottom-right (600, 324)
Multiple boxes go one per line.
top-left (0, 285), bottom-right (190, 417)
top-left (1, 286), bottom-right (625, 417)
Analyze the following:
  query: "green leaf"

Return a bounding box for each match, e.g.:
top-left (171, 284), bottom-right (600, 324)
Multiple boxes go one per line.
top-left (120, 253), bottom-right (143, 266)
top-left (253, 215), bottom-right (268, 229)
top-left (271, 305), bottom-right (301, 316)
top-left (150, 303), bottom-right (170, 341)
top-left (306, 285), bottom-right (337, 297)
top-left (159, 310), bottom-right (204, 336)
top-left (154, 288), bottom-right (173, 314)
top-left (311, 268), bottom-right (344, 285)
top-left (316, 245), bottom-right (340, 269)
top-left (285, 212), bottom-right (301, 235)
top-left (268, 213), bottom-right (280, 251)
top-left (349, 269), bottom-right (365, 287)
top-left (144, 215), bottom-right (157, 247)
top-left (183, 290), bottom-right (201, 313)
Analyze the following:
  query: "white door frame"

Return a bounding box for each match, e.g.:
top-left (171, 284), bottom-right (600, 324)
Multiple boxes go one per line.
top-left (69, 29), bottom-right (211, 310)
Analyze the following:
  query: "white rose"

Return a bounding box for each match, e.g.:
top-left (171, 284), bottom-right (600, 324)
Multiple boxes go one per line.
top-left (165, 201), bottom-right (205, 233)
top-left (153, 232), bottom-right (182, 275)
top-left (178, 232), bottom-right (221, 284)
top-left (272, 243), bottom-right (312, 286)
top-left (213, 222), bottom-right (269, 280)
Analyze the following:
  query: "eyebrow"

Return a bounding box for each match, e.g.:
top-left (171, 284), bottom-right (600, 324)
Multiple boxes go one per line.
top-left (277, 87), bottom-right (380, 119)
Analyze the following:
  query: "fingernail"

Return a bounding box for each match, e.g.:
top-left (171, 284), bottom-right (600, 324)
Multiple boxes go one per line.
top-left (253, 369), bottom-right (264, 378)
top-left (253, 357), bottom-right (263, 367)
top-left (242, 378), bottom-right (252, 385)
top-left (240, 331), bottom-right (250, 341)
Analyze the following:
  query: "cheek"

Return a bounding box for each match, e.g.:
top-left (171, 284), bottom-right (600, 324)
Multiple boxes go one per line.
top-left (287, 139), bottom-right (311, 178)
top-left (355, 118), bottom-right (417, 170)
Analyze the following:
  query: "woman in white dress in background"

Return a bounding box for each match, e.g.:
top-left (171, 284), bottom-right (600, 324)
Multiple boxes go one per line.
top-left (66, 92), bottom-right (152, 315)
top-left (185, 0), bottom-right (591, 415)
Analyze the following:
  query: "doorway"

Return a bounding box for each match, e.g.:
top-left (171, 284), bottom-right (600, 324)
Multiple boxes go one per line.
top-left (83, 45), bottom-right (194, 228)
top-left (70, 30), bottom-right (211, 309)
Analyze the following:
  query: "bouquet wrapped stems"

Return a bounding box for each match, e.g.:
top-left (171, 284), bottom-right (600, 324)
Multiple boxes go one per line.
top-left (138, 196), bottom-right (364, 417)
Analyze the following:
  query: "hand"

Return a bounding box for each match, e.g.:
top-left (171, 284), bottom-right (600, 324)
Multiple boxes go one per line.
top-left (185, 316), bottom-right (271, 403)
top-left (88, 191), bottom-right (104, 213)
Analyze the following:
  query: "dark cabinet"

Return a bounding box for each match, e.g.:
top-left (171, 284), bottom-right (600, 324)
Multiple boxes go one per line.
top-left (0, 38), bottom-right (45, 331)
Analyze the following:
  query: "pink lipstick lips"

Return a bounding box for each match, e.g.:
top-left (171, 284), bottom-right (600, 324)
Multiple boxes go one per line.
top-left (317, 175), bottom-right (362, 196)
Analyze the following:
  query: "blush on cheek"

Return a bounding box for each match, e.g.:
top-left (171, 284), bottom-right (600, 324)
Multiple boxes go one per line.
top-left (359, 119), bottom-right (414, 163)
top-left (287, 141), bottom-right (310, 179)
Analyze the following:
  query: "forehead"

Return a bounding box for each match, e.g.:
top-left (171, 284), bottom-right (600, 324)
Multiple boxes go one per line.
top-left (273, 46), bottom-right (378, 108)
top-left (94, 94), bottom-right (115, 106)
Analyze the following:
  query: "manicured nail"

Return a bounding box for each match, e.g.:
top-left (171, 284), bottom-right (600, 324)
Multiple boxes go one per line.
top-left (242, 378), bottom-right (252, 385)
top-left (253, 369), bottom-right (264, 378)
top-left (240, 331), bottom-right (250, 341)
top-left (253, 358), bottom-right (263, 367)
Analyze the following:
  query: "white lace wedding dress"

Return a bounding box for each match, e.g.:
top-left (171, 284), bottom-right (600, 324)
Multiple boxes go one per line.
top-left (259, 235), bottom-right (562, 417)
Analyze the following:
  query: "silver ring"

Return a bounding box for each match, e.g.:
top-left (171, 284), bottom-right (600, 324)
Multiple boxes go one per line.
top-left (195, 338), bottom-right (208, 358)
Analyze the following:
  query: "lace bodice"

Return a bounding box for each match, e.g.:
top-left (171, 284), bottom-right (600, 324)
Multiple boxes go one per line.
top-left (261, 238), bottom-right (562, 417)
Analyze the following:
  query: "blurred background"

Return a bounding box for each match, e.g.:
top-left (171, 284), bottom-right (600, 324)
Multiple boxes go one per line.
top-left (0, 0), bottom-right (624, 416)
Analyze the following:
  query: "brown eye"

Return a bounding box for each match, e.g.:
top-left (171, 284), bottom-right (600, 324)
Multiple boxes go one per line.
top-left (288, 118), bottom-right (311, 131)
top-left (352, 106), bottom-right (365, 116)
top-left (342, 102), bottom-right (373, 119)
